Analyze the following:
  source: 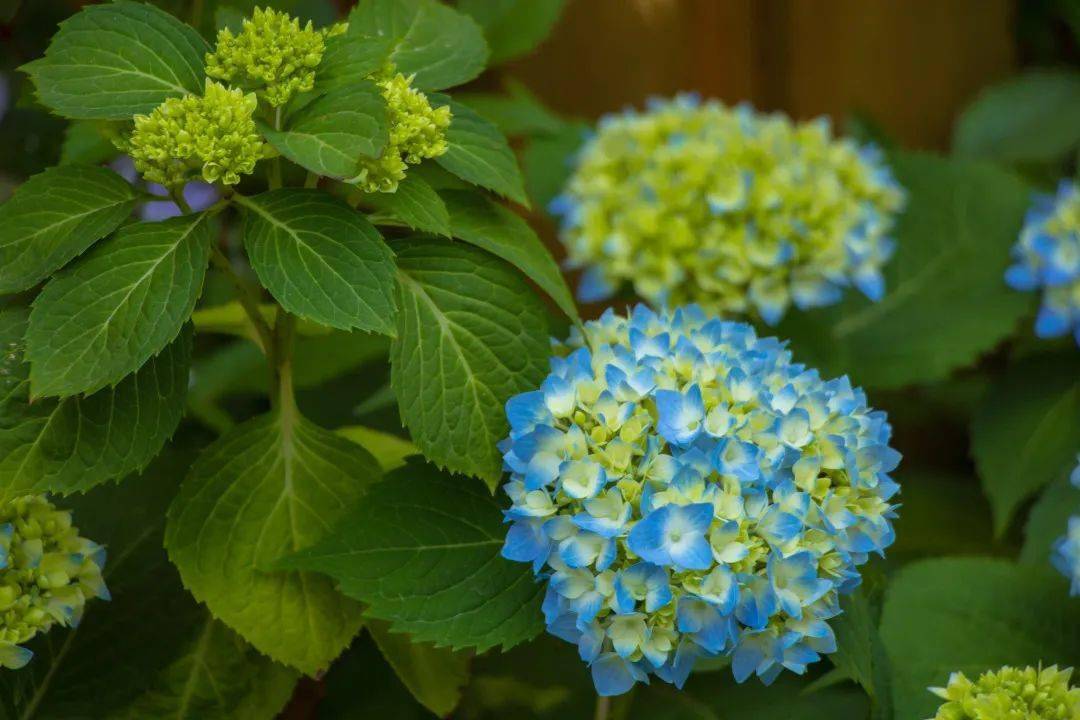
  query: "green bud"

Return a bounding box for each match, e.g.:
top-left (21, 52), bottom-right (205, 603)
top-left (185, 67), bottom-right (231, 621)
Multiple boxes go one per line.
top-left (930, 665), bottom-right (1080, 720)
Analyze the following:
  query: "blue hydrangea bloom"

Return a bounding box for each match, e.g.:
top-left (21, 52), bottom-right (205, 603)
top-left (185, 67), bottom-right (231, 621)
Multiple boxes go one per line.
top-left (1006, 181), bottom-right (1080, 345)
top-left (1051, 457), bottom-right (1080, 596)
top-left (499, 305), bottom-right (900, 696)
top-left (551, 96), bottom-right (906, 324)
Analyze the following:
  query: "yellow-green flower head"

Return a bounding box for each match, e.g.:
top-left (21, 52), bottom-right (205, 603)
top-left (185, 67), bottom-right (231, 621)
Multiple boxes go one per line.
top-left (353, 65), bottom-right (452, 193)
top-left (552, 95), bottom-right (906, 324)
top-left (929, 666), bottom-right (1080, 720)
top-left (126, 80), bottom-right (263, 189)
top-left (205, 7), bottom-right (332, 107)
top-left (0, 496), bottom-right (109, 670)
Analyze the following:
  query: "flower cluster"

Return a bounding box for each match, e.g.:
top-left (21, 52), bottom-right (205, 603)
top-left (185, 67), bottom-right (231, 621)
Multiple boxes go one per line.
top-left (0, 496), bottom-right (109, 670)
top-left (1005, 181), bottom-right (1080, 346)
top-left (205, 7), bottom-right (342, 107)
top-left (1051, 457), bottom-right (1080, 596)
top-left (929, 665), bottom-right (1080, 720)
top-left (353, 64), bottom-right (452, 193)
top-left (125, 80), bottom-right (263, 189)
top-left (551, 96), bottom-right (906, 324)
top-left (499, 305), bottom-right (900, 696)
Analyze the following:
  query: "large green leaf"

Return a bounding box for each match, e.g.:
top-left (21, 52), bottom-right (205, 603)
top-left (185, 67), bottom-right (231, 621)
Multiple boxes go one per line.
top-left (22, 1), bottom-right (208, 120)
top-left (361, 173), bottom-right (451, 236)
top-left (880, 558), bottom-right (1080, 720)
top-left (434, 97), bottom-right (530, 207)
top-left (0, 439), bottom-right (295, 720)
top-left (315, 34), bottom-right (396, 94)
top-left (59, 121), bottom-right (119, 166)
top-left (318, 635), bottom-right (431, 720)
top-left (0, 165), bottom-right (139, 294)
top-left (829, 590), bottom-right (892, 720)
top-left (779, 152), bottom-right (1032, 389)
top-left (458, 0), bottom-right (566, 64)
top-left (1022, 473), bottom-right (1080, 566)
top-left (263, 82), bottom-right (388, 180)
top-left (889, 469), bottom-right (994, 561)
top-left (368, 621), bottom-right (470, 717)
top-left (953, 70), bottom-right (1080, 165)
top-left (0, 309), bottom-right (191, 500)
top-left (165, 409), bottom-right (379, 674)
top-left (238, 190), bottom-right (397, 335)
top-left (971, 352), bottom-right (1080, 535)
top-left (442, 189), bottom-right (578, 321)
top-left (277, 460), bottom-right (544, 651)
top-left (391, 239), bottom-right (549, 487)
top-left (348, 0), bottom-right (489, 91)
top-left (457, 82), bottom-right (569, 138)
top-left (27, 212), bottom-right (212, 399)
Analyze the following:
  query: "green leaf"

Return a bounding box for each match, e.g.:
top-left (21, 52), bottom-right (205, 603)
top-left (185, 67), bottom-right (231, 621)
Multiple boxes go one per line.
top-left (778, 152), bottom-right (1031, 389)
top-left (263, 82), bottom-right (389, 180)
top-left (276, 459), bottom-right (544, 651)
top-left (523, 121), bottom-right (587, 211)
top-left (337, 426), bottom-right (417, 471)
top-left (971, 352), bottom-right (1080, 535)
top-left (239, 190), bottom-right (397, 334)
top-left (113, 617), bottom-right (298, 720)
top-left (458, 0), bottom-right (566, 64)
top-left (880, 558), bottom-right (1080, 720)
top-left (890, 469), bottom-right (994, 560)
top-left (165, 409), bottom-right (379, 674)
top-left (348, 0), bottom-right (489, 91)
top-left (434, 97), bottom-right (530, 207)
top-left (22, 1), bottom-right (208, 120)
top-left (442, 189), bottom-right (578, 321)
top-left (0, 308), bottom-right (191, 500)
top-left (457, 82), bottom-right (569, 138)
top-left (391, 239), bottom-right (549, 487)
top-left (315, 34), bottom-right (396, 94)
top-left (362, 173), bottom-right (451, 236)
top-left (318, 634), bottom-right (431, 720)
top-left (0, 437), bottom-right (295, 720)
top-left (829, 591), bottom-right (892, 720)
top-left (953, 70), bottom-right (1080, 165)
top-left (1022, 473), bottom-right (1080, 565)
top-left (0, 165), bottom-right (139, 294)
top-left (26, 212), bottom-right (212, 399)
top-left (59, 121), bottom-right (120, 166)
top-left (368, 621), bottom-right (470, 717)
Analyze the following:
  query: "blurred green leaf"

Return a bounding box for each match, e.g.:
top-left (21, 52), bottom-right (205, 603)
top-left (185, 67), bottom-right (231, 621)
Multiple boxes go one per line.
top-left (319, 634), bottom-right (430, 720)
top-left (58, 121), bottom-right (119, 166)
top-left (1022, 472), bottom-right (1080, 566)
top-left (890, 469), bottom-right (995, 559)
top-left (829, 590), bottom-right (892, 720)
top-left (458, 0), bottom-right (565, 64)
top-left (368, 621), bottom-right (470, 717)
top-left (456, 82), bottom-right (567, 138)
top-left (522, 121), bottom-right (586, 211)
top-left (337, 425), bottom-right (417, 471)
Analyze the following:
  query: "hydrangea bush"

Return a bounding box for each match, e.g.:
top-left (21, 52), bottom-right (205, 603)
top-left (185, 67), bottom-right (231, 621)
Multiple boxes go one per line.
top-left (551, 95), bottom-right (906, 323)
top-left (500, 305), bottom-right (899, 694)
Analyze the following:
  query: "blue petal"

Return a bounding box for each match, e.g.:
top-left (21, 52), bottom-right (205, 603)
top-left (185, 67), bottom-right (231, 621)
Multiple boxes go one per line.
top-left (591, 653), bottom-right (644, 696)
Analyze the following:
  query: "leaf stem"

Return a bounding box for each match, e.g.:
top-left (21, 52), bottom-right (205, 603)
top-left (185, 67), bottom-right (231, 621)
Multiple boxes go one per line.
top-left (170, 187), bottom-right (193, 214)
top-left (270, 308), bottom-right (297, 414)
top-left (208, 245), bottom-right (275, 354)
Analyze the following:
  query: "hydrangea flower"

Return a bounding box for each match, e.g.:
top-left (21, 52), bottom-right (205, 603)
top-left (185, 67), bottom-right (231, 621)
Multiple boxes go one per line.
top-left (0, 496), bottom-right (108, 670)
top-left (1051, 457), bottom-right (1080, 596)
top-left (352, 63), bottom-right (452, 193)
top-left (551, 96), bottom-right (906, 324)
top-left (124, 80), bottom-right (263, 189)
top-left (205, 7), bottom-right (343, 107)
top-left (929, 665), bottom-right (1080, 719)
top-left (1005, 181), bottom-right (1080, 346)
top-left (499, 305), bottom-right (900, 695)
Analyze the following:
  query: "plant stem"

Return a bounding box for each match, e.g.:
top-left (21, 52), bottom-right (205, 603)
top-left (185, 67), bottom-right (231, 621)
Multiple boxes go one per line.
top-left (594, 695), bottom-right (611, 720)
top-left (208, 245), bottom-right (274, 354)
top-left (170, 188), bottom-right (193, 214)
top-left (268, 108), bottom-right (284, 189)
top-left (304, 171), bottom-right (319, 189)
top-left (270, 308), bottom-right (297, 414)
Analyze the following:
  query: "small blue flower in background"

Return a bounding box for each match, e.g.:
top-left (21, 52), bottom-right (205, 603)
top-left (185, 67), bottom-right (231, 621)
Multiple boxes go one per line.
top-left (500, 305), bottom-right (901, 696)
top-left (1006, 181), bottom-right (1080, 345)
top-left (551, 96), bottom-right (906, 324)
top-left (1051, 456), bottom-right (1080, 596)
top-left (110, 156), bottom-right (220, 220)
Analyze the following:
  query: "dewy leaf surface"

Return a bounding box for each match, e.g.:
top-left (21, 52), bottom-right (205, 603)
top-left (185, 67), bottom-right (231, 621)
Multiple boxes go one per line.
top-left (262, 82), bottom-right (388, 180)
top-left (23, 1), bottom-right (208, 119)
top-left (348, 0), bottom-right (489, 91)
top-left (441, 188), bottom-right (578, 321)
top-left (165, 410), bottom-right (380, 674)
top-left (277, 460), bottom-right (545, 651)
top-left (240, 190), bottom-right (397, 335)
top-left (433, 96), bottom-right (530, 207)
top-left (779, 152), bottom-right (1031, 389)
top-left (390, 239), bottom-right (549, 487)
top-left (0, 309), bottom-right (191, 500)
top-left (880, 558), bottom-right (1080, 720)
top-left (972, 351), bottom-right (1080, 535)
top-left (0, 165), bottom-right (139, 294)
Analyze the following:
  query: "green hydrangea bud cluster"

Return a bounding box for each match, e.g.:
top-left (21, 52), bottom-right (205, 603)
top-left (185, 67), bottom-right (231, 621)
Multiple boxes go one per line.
top-left (353, 65), bottom-right (452, 193)
top-left (930, 666), bottom-right (1080, 720)
top-left (205, 7), bottom-right (343, 107)
top-left (0, 496), bottom-right (109, 670)
top-left (125, 80), bottom-right (263, 189)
